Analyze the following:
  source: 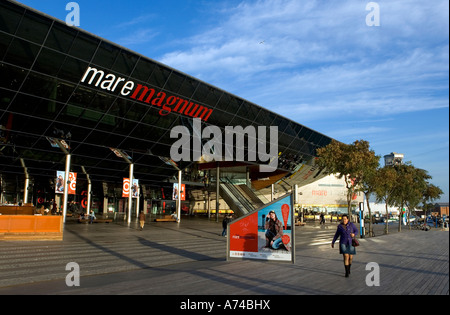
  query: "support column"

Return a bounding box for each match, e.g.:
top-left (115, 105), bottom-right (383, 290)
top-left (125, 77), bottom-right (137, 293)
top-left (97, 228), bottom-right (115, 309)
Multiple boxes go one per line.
top-left (127, 163), bottom-right (134, 224)
top-left (177, 170), bottom-right (181, 223)
top-left (20, 159), bottom-right (30, 204)
top-left (216, 164), bottom-right (220, 222)
top-left (81, 166), bottom-right (91, 215)
top-left (62, 154), bottom-right (71, 223)
top-left (207, 191), bottom-right (211, 219)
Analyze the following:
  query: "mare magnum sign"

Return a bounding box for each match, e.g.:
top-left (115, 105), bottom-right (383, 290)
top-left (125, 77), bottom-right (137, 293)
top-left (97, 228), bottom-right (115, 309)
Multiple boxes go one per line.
top-left (80, 66), bottom-right (214, 122)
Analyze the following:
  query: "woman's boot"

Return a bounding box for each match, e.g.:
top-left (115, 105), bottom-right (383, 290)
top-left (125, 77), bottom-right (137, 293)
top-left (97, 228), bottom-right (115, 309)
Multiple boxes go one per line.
top-left (345, 265), bottom-right (349, 277)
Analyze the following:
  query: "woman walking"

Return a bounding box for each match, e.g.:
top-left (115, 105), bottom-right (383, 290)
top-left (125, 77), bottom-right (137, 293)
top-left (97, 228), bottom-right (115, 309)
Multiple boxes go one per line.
top-left (331, 214), bottom-right (358, 277)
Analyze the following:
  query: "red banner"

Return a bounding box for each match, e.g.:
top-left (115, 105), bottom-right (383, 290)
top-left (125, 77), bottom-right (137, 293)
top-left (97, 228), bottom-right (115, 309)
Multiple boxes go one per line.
top-left (122, 178), bottom-right (130, 198)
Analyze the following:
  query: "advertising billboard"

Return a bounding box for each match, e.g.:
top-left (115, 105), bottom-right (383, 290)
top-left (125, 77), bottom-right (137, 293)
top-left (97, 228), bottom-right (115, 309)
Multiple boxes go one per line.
top-left (227, 193), bottom-right (295, 263)
top-left (55, 171), bottom-right (77, 195)
top-left (122, 178), bottom-right (139, 198)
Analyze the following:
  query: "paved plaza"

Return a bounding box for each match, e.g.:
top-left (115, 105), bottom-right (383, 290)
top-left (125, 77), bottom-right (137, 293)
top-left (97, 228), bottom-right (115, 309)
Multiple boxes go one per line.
top-left (0, 217), bottom-right (448, 295)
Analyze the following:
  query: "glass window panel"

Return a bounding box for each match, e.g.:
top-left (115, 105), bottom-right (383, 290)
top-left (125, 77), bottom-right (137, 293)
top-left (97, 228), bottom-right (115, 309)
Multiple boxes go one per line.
top-left (69, 86), bottom-right (96, 108)
top-left (298, 127), bottom-right (313, 142)
top-left (0, 62), bottom-right (27, 90)
top-left (279, 134), bottom-right (294, 148)
top-left (0, 88), bottom-right (14, 110)
top-left (318, 136), bottom-right (332, 148)
top-left (192, 83), bottom-right (210, 104)
top-left (4, 37), bottom-right (40, 68)
top-left (10, 93), bottom-right (64, 120)
top-left (69, 33), bottom-right (99, 61)
top-left (204, 86), bottom-right (220, 108)
top-left (21, 72), bottom-right (74, 103)
top-left (131, 58), bottom-right (155, 82)
top-left (255, 109), bottom-right (274, 127)
top-left (44, 23), bottom-right (77, 54)
top-left (215, 93), bottom-right (230, 112)
top-left (55, 82), bottom-right (76, 103)
top-left (33, 47), bottom-right (66, 76)
top-left (225, 97), bottom-right (241, 114)
top-left (0, 1), bottom-right (25, 34)
top-left (89, 91), bottom-right (115, 112)
top-left (85, 130), bottom-right (123, 148)
top-left (284, 122), bottom-right (297, 137)
top-left (114, 117), bottom-right (138, 137)
top-left (21, 72), bottom-right (59, 99)
top-left (177, 78), bottom-right (198, 99)
top-left (206, 108), bottom-right (234, 127)
top-left (289, 138), bottom-right (306, 154)
top-left (278, 118), bottom-right (289, 133)
top-left (293, 124), bottom-right (304, 136)
top-left (237, 101), bottom-right (260, 122)
top-left (141, 106), bottom-right (164, 126)
top-left (96, 113), bottom-right (118, 130)
top-left (229, 115), bottom-right (252, 128)
top-left (0, 32), bottom-right (13, 59)
top-left (124, 101), bottom-right (149, 122)
top-left (69, 107), bottom-right (104, 128)
top-left (57, 56), bottom-right (88, 83)
top-left (148, 66), bottom-right (171, 89)
top-left (165, 71), bottom-right (184, 94)
top-left (6, 112), bottom-right (51, 136)
top-left (309, 132), bottom-right (322, 146)
top-left (92, 41), bottom-right (120, 69)
top-left (15, 10), bottom-right (51, 45)
top-left (112, 49), bottom-right (138, 76)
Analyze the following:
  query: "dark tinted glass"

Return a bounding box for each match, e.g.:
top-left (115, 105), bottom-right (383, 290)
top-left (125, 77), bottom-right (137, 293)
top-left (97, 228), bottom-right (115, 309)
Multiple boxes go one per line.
top-left (69, 33), bottom-right (99, 61)
top-left (4, 37), bottom-right (40, 68)
top-left (92, 41), bottom-right (119, 69)
top-left (0, 1), bottom-right (25, 34)
top-left (148, 66), bottom-right (171, 88)
top-left (112, 49), bottom-right (138, 76)
top-left (15, 10), bottom-right (51, 44)
top-left (58, 56), bottom-right (88, 82)
top-left (33, 47), bottom-right (66, 76)
top-left (0, 62), bottom-right (27, 90)
top-left (0, 32), bottom-right (13, 59)
top-left (131, 58), bottom-right (155, 82)
top-left (45, 23), bottom-right (77, 54)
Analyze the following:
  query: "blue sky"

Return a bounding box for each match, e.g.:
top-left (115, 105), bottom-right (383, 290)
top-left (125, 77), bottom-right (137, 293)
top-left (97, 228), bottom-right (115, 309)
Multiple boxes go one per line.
top-left (16, 0), bottom-right (449, 202)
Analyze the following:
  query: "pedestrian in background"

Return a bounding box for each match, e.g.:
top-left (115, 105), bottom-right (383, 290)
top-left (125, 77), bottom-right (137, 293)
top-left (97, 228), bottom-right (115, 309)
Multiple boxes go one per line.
top-left (222, 214), bottom-right (232, 237)
top-left (139, 211), bottom-right (146, 230)
top-left (331, 214), bottom-right (358, 277)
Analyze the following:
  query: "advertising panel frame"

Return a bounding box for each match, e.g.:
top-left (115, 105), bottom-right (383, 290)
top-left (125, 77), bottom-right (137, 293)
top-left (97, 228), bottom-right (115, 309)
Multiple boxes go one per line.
top-left (226, 193), bottom-right (295, 264)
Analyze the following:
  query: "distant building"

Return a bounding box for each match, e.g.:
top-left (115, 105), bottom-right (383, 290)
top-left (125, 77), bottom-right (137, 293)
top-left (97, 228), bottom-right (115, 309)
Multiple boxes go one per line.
top-left (434, 203), bottom-right (449, 216)
top-left (384, 152), bottom-right (404, 166)
top-left (294, 174), bottom-right (364, 215)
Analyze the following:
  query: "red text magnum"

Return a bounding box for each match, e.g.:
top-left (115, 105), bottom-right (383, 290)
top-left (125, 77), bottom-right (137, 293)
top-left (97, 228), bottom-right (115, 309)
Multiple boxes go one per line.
top-left (80, 66), bottom-right (213, 122)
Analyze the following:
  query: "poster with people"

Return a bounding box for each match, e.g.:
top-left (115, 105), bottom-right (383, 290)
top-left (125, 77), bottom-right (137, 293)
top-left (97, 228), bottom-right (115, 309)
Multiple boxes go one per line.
top-left (122, 178), bottom-right (139, 198)
top-left (227, 194), bottom-right (294, 263)
top-left (172, 183), bottom-right (186, 200)
top-left (55, 171), bottom-right (77, 194)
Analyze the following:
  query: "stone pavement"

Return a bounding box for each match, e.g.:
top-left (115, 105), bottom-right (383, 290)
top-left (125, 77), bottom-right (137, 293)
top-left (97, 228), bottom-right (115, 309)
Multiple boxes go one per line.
top-left (0, 217), bottom-right (448, 295)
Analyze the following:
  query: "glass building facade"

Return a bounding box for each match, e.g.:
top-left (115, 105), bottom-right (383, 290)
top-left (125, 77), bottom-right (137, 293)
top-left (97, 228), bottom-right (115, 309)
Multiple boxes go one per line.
top-left (0, 0), bottom-right (332, 214)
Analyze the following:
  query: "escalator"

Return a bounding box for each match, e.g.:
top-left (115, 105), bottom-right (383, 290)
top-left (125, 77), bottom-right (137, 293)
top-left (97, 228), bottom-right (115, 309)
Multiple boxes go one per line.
top-left (218, 177), bottom-right (266, 217)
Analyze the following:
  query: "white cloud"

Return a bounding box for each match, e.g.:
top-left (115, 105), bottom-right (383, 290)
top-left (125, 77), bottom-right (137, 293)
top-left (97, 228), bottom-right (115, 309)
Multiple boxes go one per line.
top-left (117, 28), bottom-right (159, 46)
top-left (157, 0), bottom-right (448, 123)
